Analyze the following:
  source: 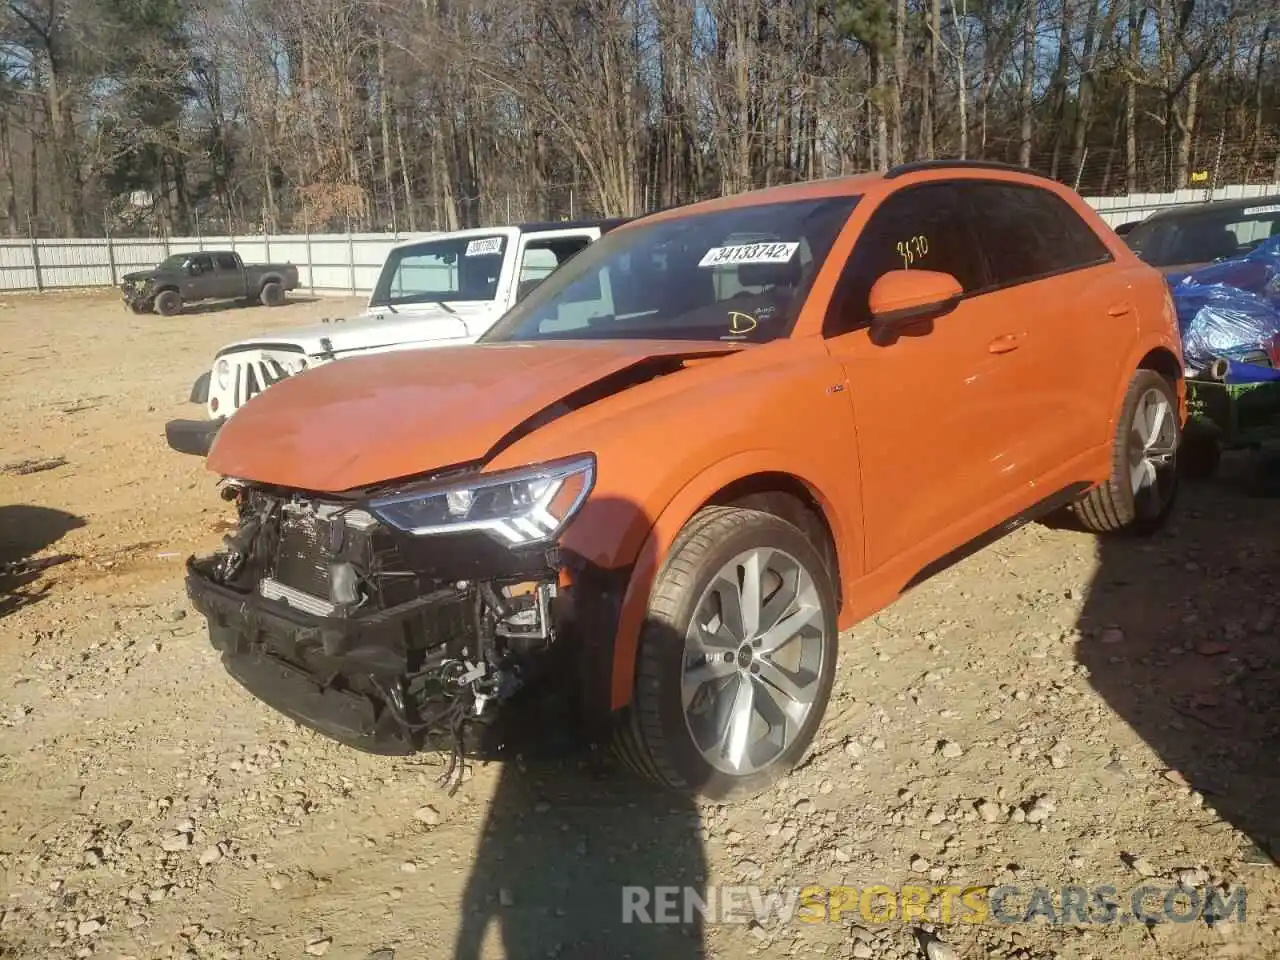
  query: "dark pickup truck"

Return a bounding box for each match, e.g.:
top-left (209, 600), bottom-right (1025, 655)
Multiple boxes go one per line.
top-left (121, 250), bottom-right (300, 316)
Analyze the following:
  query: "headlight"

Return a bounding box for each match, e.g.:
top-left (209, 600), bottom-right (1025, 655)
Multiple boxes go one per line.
top-left (214, 358), bottom-right (232, 391)
top-left (368, 454), bottom-right (595, 545)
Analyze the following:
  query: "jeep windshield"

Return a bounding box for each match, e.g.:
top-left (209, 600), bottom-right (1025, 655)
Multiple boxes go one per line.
top-left (1125, 200), bottom-right (1280, 267)
top-left (370, 234), bottom-right (509, 307)
top-left (481, 196), bottom-right (859, 344)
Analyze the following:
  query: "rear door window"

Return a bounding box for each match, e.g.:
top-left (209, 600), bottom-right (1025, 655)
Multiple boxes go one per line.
top-left (827, 183), bottom-right (988, 334)
top-left (967, 182), bottom-right (1113, 287)
top-left (214, 253), bottom-right (238, 271)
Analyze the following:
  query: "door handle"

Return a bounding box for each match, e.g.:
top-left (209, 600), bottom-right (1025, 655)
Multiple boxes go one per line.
top-left (1107, 303), bottom-right (1133, 317)
top-left (988, 334), bottom-right (1019, 354)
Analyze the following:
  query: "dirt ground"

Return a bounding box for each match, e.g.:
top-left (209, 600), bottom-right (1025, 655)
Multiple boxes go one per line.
top-left (1, 290), bottom-right (1278, 960)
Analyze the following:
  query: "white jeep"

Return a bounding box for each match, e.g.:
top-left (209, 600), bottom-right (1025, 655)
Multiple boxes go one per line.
top-left (165, 219), bottom-right (629, 456)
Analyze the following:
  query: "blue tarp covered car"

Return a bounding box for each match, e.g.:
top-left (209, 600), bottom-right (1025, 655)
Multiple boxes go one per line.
top-left (1168, 236), bottom-right (1280, 374)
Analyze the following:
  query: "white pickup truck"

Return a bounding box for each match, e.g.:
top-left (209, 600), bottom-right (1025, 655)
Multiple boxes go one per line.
top-left (165, 219), bottom-right (630, 456)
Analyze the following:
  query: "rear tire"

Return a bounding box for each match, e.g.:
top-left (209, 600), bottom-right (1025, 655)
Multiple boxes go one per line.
top-left (260, 281), bottom-right (285, 307)
top-left (154, 290), bottom-right (182, 317)
top-left (613, 506), bottom-right (839, 801)
top-left (1071, 369), bottom-right (1180, 535)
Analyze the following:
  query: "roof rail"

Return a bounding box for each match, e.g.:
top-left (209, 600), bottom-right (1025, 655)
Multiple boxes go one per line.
top-left (883, 159), bottom-right (1045, 181)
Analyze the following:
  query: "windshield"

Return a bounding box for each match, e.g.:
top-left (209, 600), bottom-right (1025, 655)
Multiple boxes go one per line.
top-left (1126, 201), bottom-right (1280, 267)
top-left (157, 254), bottom-right (190, 271)
top-left (370, 234), bottom-right (510, 306)
top-left (481, 196), bottom-right (859, 344)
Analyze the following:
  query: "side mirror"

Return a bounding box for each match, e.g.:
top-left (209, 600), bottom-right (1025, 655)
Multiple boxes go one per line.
top-left (867, 269), bottom-right (963, 344)
top-left (186, 260), bottom-right (201, 275)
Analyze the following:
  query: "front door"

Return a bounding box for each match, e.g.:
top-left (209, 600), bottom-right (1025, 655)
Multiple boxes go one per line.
top-left (821, 182), bottom-right (1036, 574)
top-left (513, 230), bottom-right (598, 303)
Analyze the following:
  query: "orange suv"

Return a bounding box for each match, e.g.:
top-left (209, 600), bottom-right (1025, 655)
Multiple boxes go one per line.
top-left (186, 161), bottom-right (1184, 799)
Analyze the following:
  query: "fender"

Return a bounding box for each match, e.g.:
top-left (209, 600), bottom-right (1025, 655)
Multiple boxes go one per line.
top-left (1110, 331), bottom-right (1187, 431)
top-left (606, 449), bottom-right (862, 711)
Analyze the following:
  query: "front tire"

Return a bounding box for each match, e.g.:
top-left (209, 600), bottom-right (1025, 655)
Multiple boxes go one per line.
top-left (1071, 369), bottom-right (1180, 534)
top-left (154, 290), bottom-right (183, 317)
top-left (614, 506), bottom-right (839, 801)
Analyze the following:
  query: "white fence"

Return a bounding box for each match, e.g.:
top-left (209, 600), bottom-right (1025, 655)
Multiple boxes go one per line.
top-left (1086, 182), bottom-right (1278, 227)
top-left (1, 182), bottom-right (1277, 294)
top-left (0, 231), bottom-right (417, 295)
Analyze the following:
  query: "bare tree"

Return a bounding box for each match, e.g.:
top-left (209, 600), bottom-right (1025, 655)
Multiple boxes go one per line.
top-left (0, 0), bottom-right (1276, 236)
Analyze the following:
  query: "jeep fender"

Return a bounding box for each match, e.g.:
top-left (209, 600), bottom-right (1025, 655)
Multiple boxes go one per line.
top-left (601, 449), bottom-right (860, 712)
top-left (189, 371), bottom-right (211, 405)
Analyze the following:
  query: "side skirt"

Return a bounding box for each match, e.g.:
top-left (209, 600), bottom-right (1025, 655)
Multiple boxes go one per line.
top-left (901, 481), bottom-right (1093, 592)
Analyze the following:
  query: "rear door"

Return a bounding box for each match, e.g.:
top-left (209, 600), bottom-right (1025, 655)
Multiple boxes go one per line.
top-left (822, 182), bottom-right (1039, 573)
top-left (214, 252), bottom-right (246, 299)
top-left (963, 181), bottom-right (1128, 468)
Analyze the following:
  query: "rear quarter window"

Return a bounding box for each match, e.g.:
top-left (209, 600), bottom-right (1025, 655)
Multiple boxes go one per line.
top-left (968, 183), bottom-right (1113, 288)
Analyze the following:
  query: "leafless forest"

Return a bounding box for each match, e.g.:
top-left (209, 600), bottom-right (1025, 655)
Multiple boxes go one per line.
top-left (1, 0), bottom-right (1277, 237)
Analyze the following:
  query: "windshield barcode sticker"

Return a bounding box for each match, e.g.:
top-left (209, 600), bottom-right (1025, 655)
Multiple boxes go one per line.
top-left (465, 237), bottom-right (504, 256)
top-left (1243, 204), bottom-right (1280, 216)
top-left (698, 242), bottom-right (799, 268)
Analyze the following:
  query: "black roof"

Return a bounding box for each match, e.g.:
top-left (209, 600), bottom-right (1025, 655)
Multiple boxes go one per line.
top-left (883, 158), bottom-right (1051, 181)
top-left (1140, 194), bottom-right (1280, 223)
top-left (517, 217), bottom-right (633, 234)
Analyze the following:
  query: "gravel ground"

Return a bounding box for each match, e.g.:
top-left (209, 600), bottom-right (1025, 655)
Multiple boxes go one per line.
top-left (1, 291), bottom-right (1278, 960)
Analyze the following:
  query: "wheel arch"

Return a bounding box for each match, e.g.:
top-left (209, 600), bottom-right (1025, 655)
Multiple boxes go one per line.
top-left (607, 457), bottom-right (858, 712)
top-left (1138, 345), bottom-right (1182, 387)
top-left (258, 273), bottom-right (284, 291)
top-left (1110, 337), bottom-right (1186, 434)
top-left (704, 472), bottom-right (842, 607)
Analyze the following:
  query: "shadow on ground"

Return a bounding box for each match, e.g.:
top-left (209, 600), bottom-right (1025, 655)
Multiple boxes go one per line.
top-left (1077, 458), bottom-right (1280, 865)
top-left (454, 735), bottom-right (708, 960)
top-left (173, 295), bottom-right (322, 317)
top-left (455, 493), bottom-right (708, 959)
top-left (0, 504), bottom-right (84, 618)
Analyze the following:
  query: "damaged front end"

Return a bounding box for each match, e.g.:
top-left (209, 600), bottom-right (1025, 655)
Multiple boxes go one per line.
top-left (121, 276), bottom-right (156, 313)
top-left (186, 455), bottom-right (609, 786)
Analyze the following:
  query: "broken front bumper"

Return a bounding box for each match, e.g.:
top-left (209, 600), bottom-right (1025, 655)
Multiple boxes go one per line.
top-left (121, 285), bottom-right (154, 312)
top-left (184, 475), bottom-right (629, 764)
top-left (166, 418), bottom-right (223, 457)
top-left (186, 556), bottom-right (478, 754)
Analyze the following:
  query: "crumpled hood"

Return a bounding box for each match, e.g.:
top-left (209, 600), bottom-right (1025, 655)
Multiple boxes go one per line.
top-left (121, 270), bottom-right (155, 284)
top-left (217, 303), bottom-right (500, 358)
top-left (207, 340), bottom-right (741, 492)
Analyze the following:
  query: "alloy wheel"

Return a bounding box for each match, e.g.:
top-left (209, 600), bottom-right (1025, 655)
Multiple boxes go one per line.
top-left (681, 547), bottom-right (828, 776)
top-left (1128, 386), bottom-right (1178, 517)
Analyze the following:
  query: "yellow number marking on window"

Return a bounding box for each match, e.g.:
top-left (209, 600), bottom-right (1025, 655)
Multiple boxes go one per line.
top-left (896, 235), bottom-right (930, 269)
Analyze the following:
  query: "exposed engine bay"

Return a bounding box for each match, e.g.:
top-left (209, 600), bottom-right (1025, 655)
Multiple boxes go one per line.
top-left (185, 479), bottom-right (594, 791)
